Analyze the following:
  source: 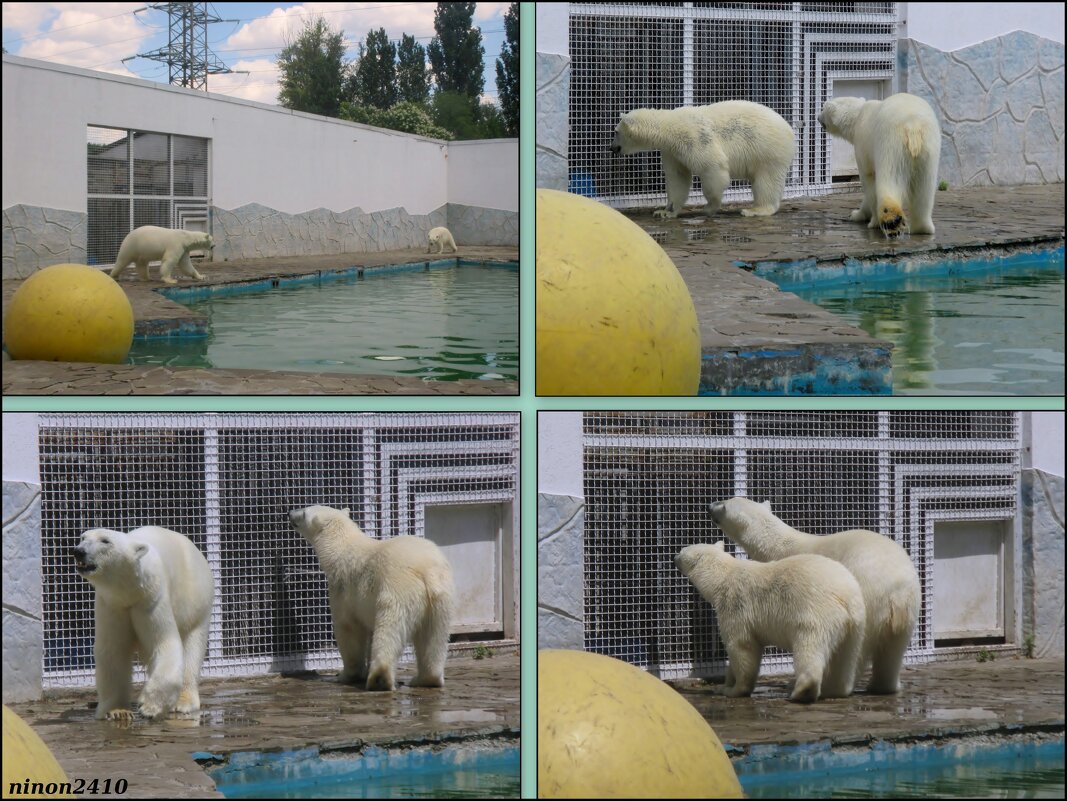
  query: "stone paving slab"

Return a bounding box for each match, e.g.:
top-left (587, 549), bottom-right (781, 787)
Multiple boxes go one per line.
top-left (2, 360), bottom-right (518, 395)
top-left (623, 184), bottom-right (1064, 394)
top-left (2, 245), bottom-right (519, 396)
top-left (8, 651), bottom-right (519, 799)
top-left (669, 655), bottom-right (1064, 750)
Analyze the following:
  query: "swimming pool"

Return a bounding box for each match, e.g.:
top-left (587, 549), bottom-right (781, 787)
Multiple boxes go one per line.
top-left (128, 262), bottom-right (518, 382)
top-left (758, 250), bottom-right (1064, 395)
top-left (202, 740), bottom-right (519, 799)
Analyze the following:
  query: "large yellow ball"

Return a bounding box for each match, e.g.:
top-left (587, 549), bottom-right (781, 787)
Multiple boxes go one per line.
top-left (536, 189), bottom-right (701, 395)
top-left (538, 650), bottom-right (743, 799)
top-left (4, 263), bottom-right (134, 363)
top-left (2, 706), bottom-right (73, 798)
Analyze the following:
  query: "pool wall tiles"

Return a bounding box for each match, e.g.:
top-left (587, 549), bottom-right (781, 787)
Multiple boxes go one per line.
top-left (898, 31), bottom-right (1064, 186)
top-left (1, 479), bottom-right (43, 703)
top-left (1021, 467), bottom-right (1065, 658)
top-left (537, 493), bottom-right (586, 650)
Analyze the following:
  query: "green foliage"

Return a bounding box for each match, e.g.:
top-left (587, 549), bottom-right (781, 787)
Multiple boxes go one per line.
top-left (340, 101), bottom-right (453, 140)
top-left (495, 3), bottom-right (519, 137)
top-left (976, 648), bottom-right (995, 663)
top-left (1023, 634), bottom-right (1035, 659)
top-left (473, 644), bottom-right (493, 660)
top-left (477, 102), bottom-right (508, 139)
top-left (938, 180), bottom-right (949, 191)
top-left (397, 34), bottom-right (430, 105)
top-left (347, 27), bottom-right (397, 110)
top-left (431, 90), bottom-right (483, 139)
top-left (428, 2), bottom-right (484, 99)
top-left (277, 17), bottom-right (347, 118)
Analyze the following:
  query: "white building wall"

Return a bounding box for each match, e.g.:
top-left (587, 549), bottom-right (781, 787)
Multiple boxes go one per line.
top-left (448, 139), bottom-right (520, 212)
top-left (1030, 412), bottom-right (1065, 477)
top-left (903, 2), bottom-right (1065, 50)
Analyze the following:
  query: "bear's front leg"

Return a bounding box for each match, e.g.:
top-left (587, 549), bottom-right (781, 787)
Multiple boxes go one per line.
top-left (94, 602), bottom-right (135, 720)
top-left (722, 642), bottom-right (763, 697)
top-left (131, 609), bottom-right (184, 719)
top-left (655, 153), bottom-right (692, 219)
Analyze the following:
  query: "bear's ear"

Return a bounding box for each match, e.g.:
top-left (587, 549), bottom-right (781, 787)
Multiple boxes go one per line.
top-left (341, 507), bottom-right (351, 518)
top-left (133, 543), bottom-right (150, 561)
top-left (761, 500), bottom-right (773, 511)
top-left (713, 541), bottom-right (725, 551)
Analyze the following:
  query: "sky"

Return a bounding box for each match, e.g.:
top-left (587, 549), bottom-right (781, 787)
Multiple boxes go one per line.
top-left (1, 2), bottom-right (512, 106)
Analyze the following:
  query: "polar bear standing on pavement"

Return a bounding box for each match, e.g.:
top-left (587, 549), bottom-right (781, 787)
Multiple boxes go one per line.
top-left (710, 497), bottom-right (921, 694)
top-left (818, 93), bottom-right (941, 238)
top-left (610, 100), bottom-right (796, 219)
top-left (289, 505), bottom-right (456, 691)
top-left (72, 527), bottom-right (214, 721)
top-left (427, 226), bottom-right (458, 254)
top-left (109, 226), bottom-right (214, 284)
top-left (676, 542), bottom-right (866, 702)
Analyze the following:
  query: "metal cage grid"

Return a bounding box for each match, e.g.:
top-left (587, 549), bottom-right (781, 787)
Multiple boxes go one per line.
top-left (582, 411), bottom-right (1020, 679)
top-left (38, 413), bottom-right (519, 688)
top-left (568, 2), bottom-right (898, 208)
top-left (87, 126), bottom-right (210, 266)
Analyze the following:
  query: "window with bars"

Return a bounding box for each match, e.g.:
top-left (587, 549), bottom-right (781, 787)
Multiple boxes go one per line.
top-left (581, 411), bottom-right (1020, 678)
top-left (568, 2), bottom-right (898, 208)
top-left (38, 413), bottom-right (519, 688)
top-left (86, 126), bottom-right (210, 266)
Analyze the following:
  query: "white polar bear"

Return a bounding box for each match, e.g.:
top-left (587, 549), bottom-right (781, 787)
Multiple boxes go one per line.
top-left (610, 100), bottom-right (796, 219)
top-left (72, 527), bottom-right (214, 721)
top-left (818, 93), bottom-right (941, 238)
top-left (710, 497), bottom-right (921, 694)
top-left (109, 226), bottom-right (214, 284)
top-left (289, 505), bottom-right (455, 691)
top-left (427, 226), bottom-right (458, 254)
top-left (676, 542), bottom-right (865, 703)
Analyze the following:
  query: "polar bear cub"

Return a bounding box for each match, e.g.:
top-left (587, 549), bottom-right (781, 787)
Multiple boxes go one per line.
top-left (710, 497), bottom-right (921, 694)
top-left (818, 93), bottom-right (941, 238)
top-left (109, 225), bottom-right (214, 284)
top-left (610, 100), bottom-right (796, 219)
top-left (427, 226), bottom-right (458, 254)
top-left (676, 542), bottom-right (865, 702)
top-left (72, 527), bottom-right (214, 721)
top-left (289, 505), bottom-right (456, 691)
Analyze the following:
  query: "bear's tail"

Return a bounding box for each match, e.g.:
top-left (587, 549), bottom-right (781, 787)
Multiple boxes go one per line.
top-left (422, 565), bottom-right (456, 635)
top-left (901, 121), bottom-right (928, 159)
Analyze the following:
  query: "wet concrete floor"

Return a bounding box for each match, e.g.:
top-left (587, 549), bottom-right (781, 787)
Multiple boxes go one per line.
top-left (668, 655), bottom-right (1064, 753)
top-left (2, 246), bottom-right (519, 396)
top-left (9, 651), bottom-right (519, 799)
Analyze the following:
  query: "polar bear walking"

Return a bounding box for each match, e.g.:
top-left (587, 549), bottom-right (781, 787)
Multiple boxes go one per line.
top-left (72, 527), bottom-right (214, 721)
top-left (610, 101), bottom-right (796, 219)
top-left (427, 226), bottom-right (458, 254)
top-left (710, 497), bottom-right (921, 694)
top-left (289, 505), bottom-right (456, 691)
top-left (818, 93), bottom-right (941, 238)
top-left (676, 542), bottom-right (866, 702)
top-left (109, 225), bottom-right (214, 284)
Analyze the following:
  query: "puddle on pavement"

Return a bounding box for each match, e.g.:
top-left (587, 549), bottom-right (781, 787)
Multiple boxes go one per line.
top-left (434, 709), bottom-right (502, 724)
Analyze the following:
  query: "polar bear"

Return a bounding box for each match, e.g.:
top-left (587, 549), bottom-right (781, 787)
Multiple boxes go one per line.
top-left (427, 226), bottom-right (458, 254)
top-left (109, 226), bottom-right (214, 284)
top-left (289, 505), bottom-right (455, 691)
top-left (676, 542), bottom-right (865, 702)
top-left (72, 527), bottom-right (214, 721)
top-left (710, 497), bottom-right (921, 694)
top-left (818, 93), bottom-right (941, 238)
top-left (610, 100), bottom-right (796, 219)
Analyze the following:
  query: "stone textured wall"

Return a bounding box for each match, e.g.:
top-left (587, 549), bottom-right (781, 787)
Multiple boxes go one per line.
top-left (538, 493), bottom-right (585, 650)
top-left (3, 480), bottom-right (42, 703)
top-left (3, 202), bottom-right (516, 278)
top-left (1021, 467), bottom-right (1064, 658)
top-left (899, 32), bottom-right (1064, 186)
top-left (2, 205), bottom-right (87, 279)
top-left (536, 53), bottom-right (570, 191)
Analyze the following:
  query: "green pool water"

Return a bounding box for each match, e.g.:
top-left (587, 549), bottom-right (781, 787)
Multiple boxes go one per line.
top-left (784, 253), bottom-right (1064, 395)
top-left (128, 264), bottom-right (518, 381)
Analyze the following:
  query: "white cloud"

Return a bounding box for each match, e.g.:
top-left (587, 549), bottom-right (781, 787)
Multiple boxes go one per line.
top-left (206, 57), bottom-right (280, 105)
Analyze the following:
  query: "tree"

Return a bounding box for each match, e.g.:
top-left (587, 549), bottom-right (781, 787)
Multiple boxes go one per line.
top-left (277, 17), bottom-right (347, 118)
top-left (348, 27), bottom-right (397, 110)
top-left (427, 2), bottom-right (484, 100)
top-left (495, 3), bottom-right (519, 137)
top-left (396, 34), bottom-right (429, 105)
top-left (340, 101), bottom-right (453, 140)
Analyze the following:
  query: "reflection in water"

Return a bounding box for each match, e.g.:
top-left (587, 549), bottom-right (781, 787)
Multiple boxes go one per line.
top-left (128, 265), bottom-right (518, 381)
top-left (790, 259), bottom-right (1065, 395)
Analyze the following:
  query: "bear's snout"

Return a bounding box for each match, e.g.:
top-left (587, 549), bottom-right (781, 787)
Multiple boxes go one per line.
top-left (72, 545), bottom-right (95, 573)
top-left (709, 501), bottom-right (725, 522)
top-left (609, 144), bottom-right (621, 155)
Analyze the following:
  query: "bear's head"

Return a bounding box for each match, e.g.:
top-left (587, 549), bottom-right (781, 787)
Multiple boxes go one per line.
top-left (72, 528), bottom-right (150, 588)
top-left (709, 497), bottom-right (773, 532)
top-left (674, 541), bottom-right (730, 578)
top-left (289, 504), bottom-right (357, 541)
top-left (610, 110), bottom-right (646, 156)
top-left (817, 97), bottom-right (865, 139)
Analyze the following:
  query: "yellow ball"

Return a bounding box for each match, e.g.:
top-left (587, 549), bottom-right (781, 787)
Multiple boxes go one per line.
top-left (536, 189), bottom-right (701, 395)
top-left (4, 263), bottom-right (134, 363)
top-left (538, 650), bottom-right (743, 799)
top-left (3, 706), bottom-right (73, 798)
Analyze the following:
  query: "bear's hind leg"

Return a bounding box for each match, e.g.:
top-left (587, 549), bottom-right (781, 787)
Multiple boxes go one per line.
top-left (411, 595), bottom-right (453, 688)
top-left (366, 596), bottom-right (413, 691)
top-left (866, 628), bottom-right (910, 694)
top-left (337, 619), bottom-right (372, 685)
top-left (175, 619), bottom-right (209, 716)
top-left (820, 621), bottom-right (864, 698)
top-left (742, 164), bottom-right (788, 217)
top-left (788, 643), bottom-right (826, 703)
top-left (908, 168), bottom-right (937, 235)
